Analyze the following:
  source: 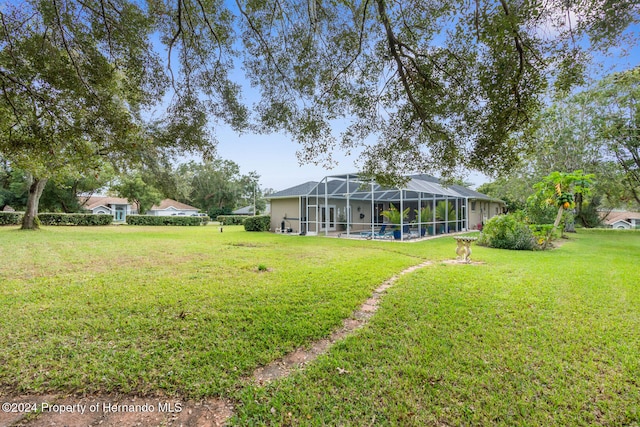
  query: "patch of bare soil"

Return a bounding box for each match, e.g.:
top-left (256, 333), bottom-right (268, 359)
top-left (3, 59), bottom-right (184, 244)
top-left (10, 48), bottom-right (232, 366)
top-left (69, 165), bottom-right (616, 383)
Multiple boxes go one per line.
top-left (252, 260), bottom-right (433, 384)
top-left (2, 261), bottom-right (433, 427)
top-left (440, 259), bottom-right (486, 265)
top-left (1, 395), bottom-right (234, 427)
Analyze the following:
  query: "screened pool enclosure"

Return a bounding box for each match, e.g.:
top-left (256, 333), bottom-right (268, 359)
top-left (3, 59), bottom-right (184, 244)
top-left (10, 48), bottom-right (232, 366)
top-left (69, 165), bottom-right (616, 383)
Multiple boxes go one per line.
top-left (268, 174), bottom-right (503, 240)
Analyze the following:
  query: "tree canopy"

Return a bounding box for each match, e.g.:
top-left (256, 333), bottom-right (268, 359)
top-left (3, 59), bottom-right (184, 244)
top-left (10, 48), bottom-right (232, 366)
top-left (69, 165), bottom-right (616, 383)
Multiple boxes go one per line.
top-left (109, 158), bottom-right (266, 217)
top-left (0, 0), bottom-right (155, 227)
top-left (588, 67), bottom-right (640, 206)
top-left (0, 0), bottom-right (245, 228)
top-left (1, 0), bottom-right (638, 229)
top-left (478, 67), bottom-right (640, 212)
top-left (236, 0), bottom-right (639, 184)
top-left (112, 171), bottom-right (163, 214)
top-left (173, 160), bottom-right (264, 217)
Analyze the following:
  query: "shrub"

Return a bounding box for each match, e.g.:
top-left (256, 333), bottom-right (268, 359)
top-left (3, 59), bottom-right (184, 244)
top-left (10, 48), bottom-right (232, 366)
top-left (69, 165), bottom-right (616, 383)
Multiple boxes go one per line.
top-left (126, 215), bottom-right (202, 226)
top-left (38, 213), bottom-right (113, 226)
top-left (199, 215), bottom-right (210, 226)
top-left (478, 213), bottom-right (535, 250)
top-left (208, 206), bottom-right (233, 218)
top-left (217, 215), bottom-right (246, 225)
top-left (0, 212), bottom-right (23, 225)
top-left (525, 191), bottom-right (558, 225)
top-left (575, 196), bottom-right (603, 228)
top-left (244, 215), bottom-right (271, 232)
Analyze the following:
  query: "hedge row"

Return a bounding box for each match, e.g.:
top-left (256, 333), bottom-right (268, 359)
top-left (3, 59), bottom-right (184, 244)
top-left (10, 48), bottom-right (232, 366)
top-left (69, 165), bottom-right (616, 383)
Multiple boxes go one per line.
top-left (126, 215), bottom-right (204, 226)
top-left (0, 212), bottom-right (23, 225)
top-left (217, 215), bottom-right (246, 225)
top-left (38, 213), bottom-right (113, 226)
top-left (244, 215), bottom-right (271, 232)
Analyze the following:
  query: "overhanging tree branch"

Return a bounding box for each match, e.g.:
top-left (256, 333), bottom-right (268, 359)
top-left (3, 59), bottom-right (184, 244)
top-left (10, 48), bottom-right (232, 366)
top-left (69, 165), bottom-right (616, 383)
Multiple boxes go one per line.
top-left (52, 0), bottom-right (95, 96)
top-left (375, 0), bottom-right (442, 134)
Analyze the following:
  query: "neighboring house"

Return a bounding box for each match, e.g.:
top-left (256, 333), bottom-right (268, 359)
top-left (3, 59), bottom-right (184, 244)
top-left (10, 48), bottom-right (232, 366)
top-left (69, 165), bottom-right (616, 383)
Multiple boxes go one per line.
top-left (146, 199), bottom-right (200, 216)
top-left (266, 173), bottom-right (505, 238)
top-left (82, 196), bottom-right (136, 222)
top-left (81, 196), bottom-right (200, 220)
top-left (232, 203), bottom-right (271, 216)
top-left (600, 210), bottom-right (640, 229)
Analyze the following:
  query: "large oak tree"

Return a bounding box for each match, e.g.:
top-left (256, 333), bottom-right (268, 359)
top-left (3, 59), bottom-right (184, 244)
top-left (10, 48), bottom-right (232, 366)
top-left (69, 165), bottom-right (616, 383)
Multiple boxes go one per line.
top-left (1, 0), bottom-right (638, 229)
top-left (0, 0), bottom-right (245, 229)
top-left (236, 0), bottom-right (639, 184)
top-left (590, 67), bottom-right (640, 205)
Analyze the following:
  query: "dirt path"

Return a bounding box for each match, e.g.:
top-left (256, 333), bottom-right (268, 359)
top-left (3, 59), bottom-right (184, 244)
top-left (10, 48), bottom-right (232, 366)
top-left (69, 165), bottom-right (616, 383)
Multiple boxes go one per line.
top-left (1, 261), bottom-right (432, 427)
top-left (251, 260), bottom-right (432, 383)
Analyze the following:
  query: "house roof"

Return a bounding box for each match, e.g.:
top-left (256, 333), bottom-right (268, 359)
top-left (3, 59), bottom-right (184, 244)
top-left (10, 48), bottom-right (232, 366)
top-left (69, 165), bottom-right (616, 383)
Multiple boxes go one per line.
top-left (449, 184), bottom-right (503, 201)
top-left (266, 174), bottom-right (501, 202)
top-left (149, 199), bottom-right (199, 211)
top-left (600, 210), bottom-right (640, 225)
top-left (82, 196), bottom-right (130, 210)
top-left (81, 196), bottom-right (199, 212)
top-left (233, 203), bottom-right (271, 215)
top-left (232, 205), bottom-right (255, 215)
top-left (268, 181), bottom-right (319, 199)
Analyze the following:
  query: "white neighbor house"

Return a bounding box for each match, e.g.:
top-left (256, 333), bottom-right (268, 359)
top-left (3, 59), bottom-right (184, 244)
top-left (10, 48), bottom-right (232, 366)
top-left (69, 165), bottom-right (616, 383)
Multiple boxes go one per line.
top-left (600, 210), bottom-right (640, 229)
top-left (82, 196), bottom-right (135, 222)
top-left (82, 196), bottom-right (200, 221)
top-left (146, 199), bottom-right (200, 216)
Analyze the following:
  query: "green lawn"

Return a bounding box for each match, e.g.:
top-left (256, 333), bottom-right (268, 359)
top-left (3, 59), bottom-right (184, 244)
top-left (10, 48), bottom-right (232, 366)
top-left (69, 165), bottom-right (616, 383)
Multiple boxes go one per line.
top-left (1, 226), bottom-right (639, 426)
top-left (0, 225), bottom-right (432, 397)
top-left (232, 230), bottom-right (640, 426)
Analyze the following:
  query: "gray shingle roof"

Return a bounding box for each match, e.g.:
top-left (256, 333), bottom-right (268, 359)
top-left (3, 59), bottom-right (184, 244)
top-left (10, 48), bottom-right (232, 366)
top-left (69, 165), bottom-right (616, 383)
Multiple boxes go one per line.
top-left (149, 199), bottom-right (199, 211)
top-left (267, 181), bottom-right (319, 198)
top-left (266, 174), bottom-right (500, 202)
top-left (449, 184), bottom-right (499, 200)
top-left (232, 205), bottom-right (254, 215)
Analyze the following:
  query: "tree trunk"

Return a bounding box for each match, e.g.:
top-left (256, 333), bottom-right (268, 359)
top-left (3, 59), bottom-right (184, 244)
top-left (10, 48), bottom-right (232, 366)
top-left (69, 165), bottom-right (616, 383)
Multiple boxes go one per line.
top-left (543, 205), bottom-right (564, 250)
top-left (551, 205), bottom-right (565, 236)
top-left (575, 192), bottom-right (583, 215)
top-left (21, 177), bottom-right (48, 230)
top-left (553, 205), bottom-right (564, 229)
top-left (565, 215), bottom-right (576, 233)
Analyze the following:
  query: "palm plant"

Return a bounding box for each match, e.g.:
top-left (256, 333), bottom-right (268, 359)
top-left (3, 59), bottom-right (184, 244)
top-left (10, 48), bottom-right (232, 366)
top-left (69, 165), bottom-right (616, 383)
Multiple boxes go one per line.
top-left (381, 203), bottom-right (409, 225)
top-left (436, 201), bottom-right (457, 232)
top-left (415, 205), bottom-right (433, 236)
top-left (381, 203), bottom-right (410, 239)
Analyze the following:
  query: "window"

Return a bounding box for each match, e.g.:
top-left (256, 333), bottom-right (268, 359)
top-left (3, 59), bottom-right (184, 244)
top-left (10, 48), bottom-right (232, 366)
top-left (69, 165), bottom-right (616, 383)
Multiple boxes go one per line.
top-left (471, 201), bottom-right (476, 212)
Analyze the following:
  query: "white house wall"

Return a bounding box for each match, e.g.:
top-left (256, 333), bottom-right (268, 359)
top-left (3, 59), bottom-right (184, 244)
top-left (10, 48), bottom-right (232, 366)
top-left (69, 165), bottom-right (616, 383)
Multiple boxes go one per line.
top-left (270, 198), bottom-right (302, 232)
top-left (468, 200), bottom-right (504, 229)
top-left (611, 220), bottom-right (632, 229)
top-left (341, 199), bottom-right (373, 232)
